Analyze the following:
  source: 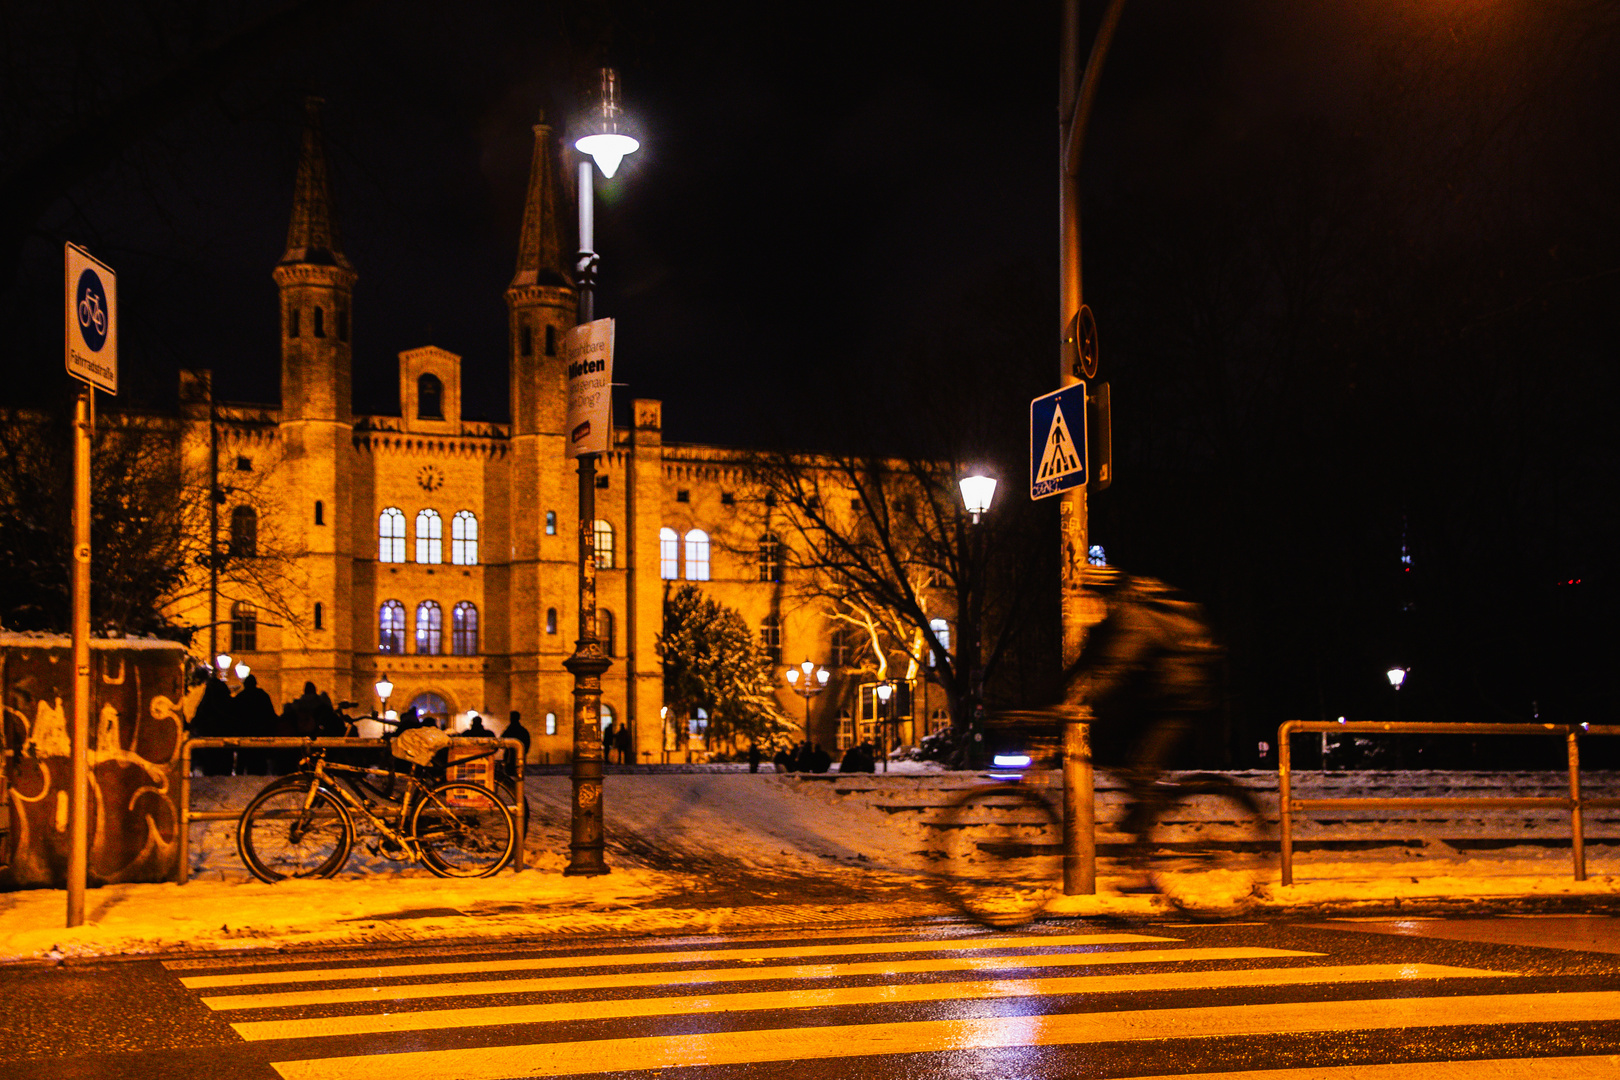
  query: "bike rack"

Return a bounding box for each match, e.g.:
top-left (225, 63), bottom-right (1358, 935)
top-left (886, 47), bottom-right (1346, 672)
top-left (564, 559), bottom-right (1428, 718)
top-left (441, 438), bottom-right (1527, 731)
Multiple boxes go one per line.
top-left (177, 736), bottom-right (527, 883)
top-left (1276, 720), bottom-right (1620, 885)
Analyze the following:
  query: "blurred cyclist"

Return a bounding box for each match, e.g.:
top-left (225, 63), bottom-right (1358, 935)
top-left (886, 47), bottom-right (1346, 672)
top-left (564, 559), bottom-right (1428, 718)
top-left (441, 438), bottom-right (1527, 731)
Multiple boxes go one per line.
top-left (1062, 565), bottom-right (1221, 833)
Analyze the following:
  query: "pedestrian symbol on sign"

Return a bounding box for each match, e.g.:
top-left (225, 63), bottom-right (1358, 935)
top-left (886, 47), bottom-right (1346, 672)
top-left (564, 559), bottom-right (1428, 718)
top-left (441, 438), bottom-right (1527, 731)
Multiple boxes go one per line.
top-left (1029, 383), bottom-right (1088, 499)
top-left (1037, 403), bottom-right (1082, 483)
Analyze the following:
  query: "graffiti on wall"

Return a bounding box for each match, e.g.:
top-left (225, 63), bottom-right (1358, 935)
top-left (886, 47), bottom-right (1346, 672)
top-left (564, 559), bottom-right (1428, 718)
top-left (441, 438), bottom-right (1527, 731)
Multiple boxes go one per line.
top-left (1, 640), bottom-right (185, 888)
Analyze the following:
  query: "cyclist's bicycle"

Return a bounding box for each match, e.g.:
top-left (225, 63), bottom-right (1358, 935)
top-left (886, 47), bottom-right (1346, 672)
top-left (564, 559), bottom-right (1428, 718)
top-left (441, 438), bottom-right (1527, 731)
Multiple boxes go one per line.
top-left (938, 712), bottom-right (1266, 927)
top-left (235, 728), bottom-right (516, 882)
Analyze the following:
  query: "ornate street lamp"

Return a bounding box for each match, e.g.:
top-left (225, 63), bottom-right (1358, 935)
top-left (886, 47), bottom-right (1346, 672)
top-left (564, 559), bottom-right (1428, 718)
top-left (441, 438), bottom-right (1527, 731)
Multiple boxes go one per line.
top-left (1386, 666), bottom-right (1409, 689)
top-left (784, 659), bottom-right (830, 737)
top-left (874, 680), bottom-right (895, 773)
top-left (561, 68), bottom-right (641, 878)
top-left (233, 662), bottom-right (250, 681)
top-left (214, 653), bottom-right (231, 675)
top-left (959, 472), bottom-right (997, 524)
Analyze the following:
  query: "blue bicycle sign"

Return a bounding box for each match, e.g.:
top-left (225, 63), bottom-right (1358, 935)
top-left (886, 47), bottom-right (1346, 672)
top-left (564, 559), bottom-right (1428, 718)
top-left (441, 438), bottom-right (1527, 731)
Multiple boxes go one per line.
top-left (77, 270), bottom-right (108, 348)
top-left (65, 243), bottom-right (117, 394)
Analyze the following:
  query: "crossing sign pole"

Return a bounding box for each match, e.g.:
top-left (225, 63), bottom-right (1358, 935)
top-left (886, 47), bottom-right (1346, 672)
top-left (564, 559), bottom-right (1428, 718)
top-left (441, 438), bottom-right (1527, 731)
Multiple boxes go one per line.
top-left (1030, 383), bottom-right (1088, 500)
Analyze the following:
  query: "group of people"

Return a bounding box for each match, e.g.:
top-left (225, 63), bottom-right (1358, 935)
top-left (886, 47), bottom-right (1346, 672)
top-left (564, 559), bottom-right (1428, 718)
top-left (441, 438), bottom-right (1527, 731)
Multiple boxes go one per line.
top-left (603, 720), bottom-right (633, 765)
top-left (773, 740), bottom-right (833, 773)
top-left (186, 670), bottom-right (535, 776)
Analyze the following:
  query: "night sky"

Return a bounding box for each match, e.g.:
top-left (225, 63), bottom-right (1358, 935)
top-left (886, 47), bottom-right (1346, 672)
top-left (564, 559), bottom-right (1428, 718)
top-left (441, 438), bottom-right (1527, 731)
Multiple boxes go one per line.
top-left (5, 1), bottom-right (1617, 740)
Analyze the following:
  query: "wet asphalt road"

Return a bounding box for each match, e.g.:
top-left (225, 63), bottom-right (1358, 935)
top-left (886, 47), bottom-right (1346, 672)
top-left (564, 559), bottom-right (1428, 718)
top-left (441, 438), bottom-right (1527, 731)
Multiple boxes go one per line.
top-left (2, 914), bottom-right (1619, 1079)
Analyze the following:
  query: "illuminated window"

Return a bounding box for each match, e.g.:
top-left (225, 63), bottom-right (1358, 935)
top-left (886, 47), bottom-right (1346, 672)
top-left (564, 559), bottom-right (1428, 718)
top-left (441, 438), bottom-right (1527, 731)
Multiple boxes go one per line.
top-left (546, 607), bottom-right (558, 634)
top-left (410, 693), bottom-right (449, 727)
top-left (594, 520), bottom-right (614, 570)
top-left (690, 707), bottom-right (708, 738)
top-left (600, 702), bottom-right (615, 732)
top-left (1088, 544), bottom-right (1107, 566)
top-left (757, 532), bottom-right (782, 582)
top-left (230, 601), bottom-right (257, 652)
top-left (545, 712), bottom-right (557, 736)
top-left (452, 601), bottom-right (478, 656)
top-left (379, 508), bottom-right (406, 563)
top-left (930, 707), bottom-right (951, 735)
top-left (759, 615), bottom-right (781, 665)
top-left (379, 600), bottom-right (406, 654)
top-left (837, 710), bottom-right (854, 750)
top-left (829, 623), bottom-right (852, 668)
top-left (417, 374), bottom-right (443, 419)
top-left (684, 529), bottom-right (710, 581)
top-left (929, 618), bottom-right (950, 667)
top-left (416, 509), bottom-right (443, 564)
top-left (416, 600), bottom-right (443, 655)
top-left (451, 510), bottom-right (478, 565)
top-left (230, 506), bottom-right (258, 558)
top-left (659, 527), bottom-right (678, 579)
top-left (545, 510), bottom-right (557, 535)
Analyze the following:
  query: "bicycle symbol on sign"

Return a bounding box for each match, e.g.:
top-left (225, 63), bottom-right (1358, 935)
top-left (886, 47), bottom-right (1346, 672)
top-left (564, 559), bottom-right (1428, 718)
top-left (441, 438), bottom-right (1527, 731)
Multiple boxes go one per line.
top-left (78, 292), bottom-right (106, 336)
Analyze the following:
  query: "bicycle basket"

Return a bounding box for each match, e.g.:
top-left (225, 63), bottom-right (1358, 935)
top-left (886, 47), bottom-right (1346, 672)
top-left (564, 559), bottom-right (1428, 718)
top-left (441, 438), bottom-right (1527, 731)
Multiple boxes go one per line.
top-left (392, 726), bottom-right (452, 766)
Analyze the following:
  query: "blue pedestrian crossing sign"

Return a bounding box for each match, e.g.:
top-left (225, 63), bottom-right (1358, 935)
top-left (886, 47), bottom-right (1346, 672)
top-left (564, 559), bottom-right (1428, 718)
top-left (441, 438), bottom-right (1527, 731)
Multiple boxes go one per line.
top-left (1030, 384), bottom-right (1087, 499)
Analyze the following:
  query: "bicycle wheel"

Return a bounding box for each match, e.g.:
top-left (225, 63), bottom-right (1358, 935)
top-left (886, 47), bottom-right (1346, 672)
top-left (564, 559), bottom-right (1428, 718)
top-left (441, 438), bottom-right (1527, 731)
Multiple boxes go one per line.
top-left (1140, 777), bottom-right (1266, 918)
top-left (237, 776), bottom-right (354, 882)
top-left (940, 785), bottom-right (1063, 928)
top-left (411, 781), bottom-right (516, 878)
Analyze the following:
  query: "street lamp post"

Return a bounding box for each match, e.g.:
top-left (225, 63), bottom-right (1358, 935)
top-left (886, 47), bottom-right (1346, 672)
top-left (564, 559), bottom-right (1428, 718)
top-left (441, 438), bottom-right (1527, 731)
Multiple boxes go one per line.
top-left (375, 674), bottom-right (393, 719)
top-left (874, 680), bottom-right (895, 773)
top-left (562, 68), bottom-right (639, 878)
top-left (957, 472), bottom-right (997, 766)
top-left (784, 659), bottom-right (830, 738)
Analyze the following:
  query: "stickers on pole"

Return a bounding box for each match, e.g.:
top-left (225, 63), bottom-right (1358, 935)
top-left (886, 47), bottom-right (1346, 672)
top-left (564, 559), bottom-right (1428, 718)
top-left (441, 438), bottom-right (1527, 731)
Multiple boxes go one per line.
top-left (65, 243), bottom-right (117, 395)
top-left (1029, 383), bottom-right (1087, 499)
top-left (564, 317), bottom-right (614, 458)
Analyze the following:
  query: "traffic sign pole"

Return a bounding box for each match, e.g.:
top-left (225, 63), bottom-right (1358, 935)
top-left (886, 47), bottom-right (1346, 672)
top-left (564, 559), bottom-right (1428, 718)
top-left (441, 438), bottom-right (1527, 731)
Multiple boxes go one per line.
top-left (64, 243), bottom-right (115, 928)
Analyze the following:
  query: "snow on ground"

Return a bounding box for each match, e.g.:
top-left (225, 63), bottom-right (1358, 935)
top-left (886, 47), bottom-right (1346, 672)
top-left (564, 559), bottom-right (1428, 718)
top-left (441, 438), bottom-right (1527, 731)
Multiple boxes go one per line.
top-left (2, 768), bottom-right (1616, 963)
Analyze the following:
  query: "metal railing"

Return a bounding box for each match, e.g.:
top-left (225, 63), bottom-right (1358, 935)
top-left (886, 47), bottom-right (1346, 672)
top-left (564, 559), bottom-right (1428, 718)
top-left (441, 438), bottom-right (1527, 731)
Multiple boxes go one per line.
top-left (177, 736), bottom-right (527, 883)
top-left (1277, 720), bottom-right (1620, 885)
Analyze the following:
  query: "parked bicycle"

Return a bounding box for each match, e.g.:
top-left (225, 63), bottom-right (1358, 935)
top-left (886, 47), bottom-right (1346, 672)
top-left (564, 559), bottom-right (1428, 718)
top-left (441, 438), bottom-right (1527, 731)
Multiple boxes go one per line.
top-left (236, 724), bottom-right (515, 882)
top-left (938, 712), bottom-right (1266, 927)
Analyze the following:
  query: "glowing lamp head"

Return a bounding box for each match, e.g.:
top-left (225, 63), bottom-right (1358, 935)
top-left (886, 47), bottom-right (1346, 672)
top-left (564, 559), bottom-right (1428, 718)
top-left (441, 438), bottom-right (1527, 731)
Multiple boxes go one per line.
top-left (233, 662), bottom-right (250, 680)
top-left (875, 682), bottom-right (893, 703)
top-left (215, 653), bottom-right (232, 672)
top-left (959, 473), bottom-right (997, 522)
top-left (575, 132), bottom-right (639, 179)
top-left (376, 675), bottom-right (394, 702)
top-left (785, 668), bottom-right (800, 686)
top-left (816, 668), bottom-right (830, 686)
top-left (575, 68), bottom-right (639, 178)
top-left (1386, 666), bottom-right (1408, 689)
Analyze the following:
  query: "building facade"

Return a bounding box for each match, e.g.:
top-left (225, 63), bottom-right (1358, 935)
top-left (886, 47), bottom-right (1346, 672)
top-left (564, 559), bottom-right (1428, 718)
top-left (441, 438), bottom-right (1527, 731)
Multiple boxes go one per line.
top-left (169, 102), bottom-right (950, 763)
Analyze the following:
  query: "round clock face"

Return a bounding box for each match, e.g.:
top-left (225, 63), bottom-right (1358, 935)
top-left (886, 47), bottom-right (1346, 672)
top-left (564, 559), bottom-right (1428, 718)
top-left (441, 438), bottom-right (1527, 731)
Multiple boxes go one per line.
top-left (417, 465), bottom-right (444, 492)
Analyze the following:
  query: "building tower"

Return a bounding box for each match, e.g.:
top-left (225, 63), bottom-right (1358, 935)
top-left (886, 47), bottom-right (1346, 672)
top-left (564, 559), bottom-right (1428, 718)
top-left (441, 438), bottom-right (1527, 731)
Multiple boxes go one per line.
top-left (501, 118), bottom-right (578, 721)
top-left (274, 96), bottom-right (357, 701)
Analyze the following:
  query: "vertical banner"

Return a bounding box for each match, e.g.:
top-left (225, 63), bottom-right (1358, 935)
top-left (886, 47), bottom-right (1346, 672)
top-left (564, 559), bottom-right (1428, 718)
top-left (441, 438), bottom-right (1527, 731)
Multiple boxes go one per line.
top-left (564, 318), bottom-right (614, 458)
top-left (65, 243), bottom-right (118, 395)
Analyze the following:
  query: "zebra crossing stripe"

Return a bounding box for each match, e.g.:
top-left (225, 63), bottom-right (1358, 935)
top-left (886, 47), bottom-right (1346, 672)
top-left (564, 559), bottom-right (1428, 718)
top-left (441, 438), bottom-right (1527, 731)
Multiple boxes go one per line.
top-left (1121, 1057), bottom-right (1620, 1080)
top-left (267, 992), bottom-right (1620, 1080)
top-left (178, 932), bottom-right (1175, 989)
top-left (202, 946), bottom-right (1317, 1011)
top-left (230, 963), bottom-right (1499, 1042)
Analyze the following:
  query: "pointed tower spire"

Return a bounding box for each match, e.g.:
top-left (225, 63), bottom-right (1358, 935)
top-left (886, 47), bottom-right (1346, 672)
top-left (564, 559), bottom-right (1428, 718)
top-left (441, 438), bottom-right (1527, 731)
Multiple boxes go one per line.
top-left (282, 97), bottom-right (351, 269)
top-left (511, 116), bottom-right (572, 288)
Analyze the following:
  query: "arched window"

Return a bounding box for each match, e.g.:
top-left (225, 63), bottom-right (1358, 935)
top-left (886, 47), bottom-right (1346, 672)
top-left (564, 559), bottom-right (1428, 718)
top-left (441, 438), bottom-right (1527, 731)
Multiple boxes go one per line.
top-left (230, 506), bottom-right (257, 558)
top-left (597, 609), bottom-right (615, 656)
top-left (416, 600), bottom-right (443, 655)
top-left (451, 510), bottom-right (478, 565)
top-left (600, 702), bottom-right (615, 732)
top-left (545, 510), bottom-right (557, 535)
top-left (684, 529), bottom-right (710, 581)
top-left (288, 306), bottom-right (300, 338)
top-left (415, 509), bottom-right (442, 564)
top-left (230, 601), bottom-right (257, 652)
top-left (379, 508), bottom-right (406, 563)
top-left (452, 601), bottom-right (478, 656)
top-left (379, 600), bottom-right (406, 654)
top-left (544, 712), bottom-right (558, 736)
top-left (417, 373), bottom-right (443, 419)
top-left (593, 519), bottom-right (614, 570)
top-left (313, 305), bottom-right (325, 338)
top-left (546, 607), bottom-right (558, 634)
top-left (929, 618), bottom-right (951, 668)
top-left (410, 693), bottom-right (450, 727)
top-left (757, 532), bottom-right (782, 582)
top-left (759, 614), bottom-right (781, 664)
top-left (659, 527), bottom-right (678, 579)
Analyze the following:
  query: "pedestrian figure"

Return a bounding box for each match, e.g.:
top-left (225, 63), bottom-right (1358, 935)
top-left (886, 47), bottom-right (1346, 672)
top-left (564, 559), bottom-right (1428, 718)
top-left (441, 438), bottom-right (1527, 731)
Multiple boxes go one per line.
top-left (614, 720), bottom-right (632, 766)
top-left (809, 742), bottom-right (832, 773)
top-left (230, 674), bottom-right (278, 775)
top-left (462, 714), bottom-right (492, 738)
top-left (748, 740), bottom-right (761, 773)
top-left (190, 675), bottom-right (234, 774)
top-left (502, 711), bottom-right (531, 774)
